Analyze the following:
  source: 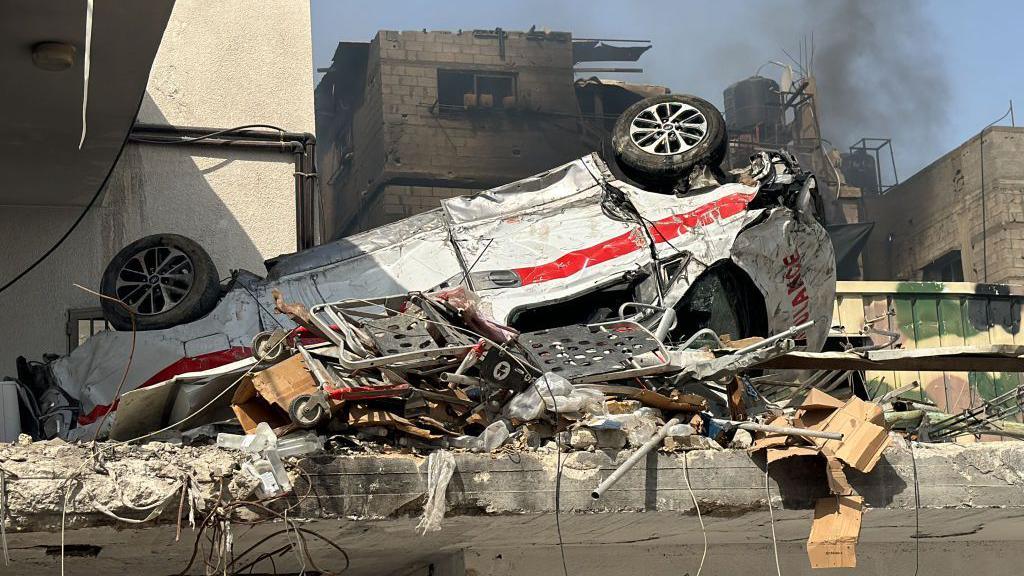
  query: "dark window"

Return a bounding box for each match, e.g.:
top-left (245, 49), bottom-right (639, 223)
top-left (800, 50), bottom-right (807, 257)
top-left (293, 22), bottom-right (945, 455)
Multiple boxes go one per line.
top-left (67, 308), bottom-right (111, 352)
top-left (922, 250), bottom-right (964, 282)
top-left (437, 70), bottom-right (516, 109)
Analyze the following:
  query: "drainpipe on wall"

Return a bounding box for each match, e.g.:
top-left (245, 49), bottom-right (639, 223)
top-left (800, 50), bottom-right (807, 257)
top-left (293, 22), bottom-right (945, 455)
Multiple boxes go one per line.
top-left (128, 123), bottom-right (319, 250)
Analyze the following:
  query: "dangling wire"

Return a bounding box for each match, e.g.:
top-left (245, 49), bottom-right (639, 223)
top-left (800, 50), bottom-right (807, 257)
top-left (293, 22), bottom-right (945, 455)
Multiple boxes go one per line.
top-left (683, 453), bottom-right (707, 576)
top-left (79, 0), bottom-right (93, 149)
top-left (766, 466), bottom-right (782, 576)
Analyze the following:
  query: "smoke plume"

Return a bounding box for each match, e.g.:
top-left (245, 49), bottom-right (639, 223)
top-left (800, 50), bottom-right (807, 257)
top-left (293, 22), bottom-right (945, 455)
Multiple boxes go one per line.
top-left (792, 0), bottom-right (950, 165)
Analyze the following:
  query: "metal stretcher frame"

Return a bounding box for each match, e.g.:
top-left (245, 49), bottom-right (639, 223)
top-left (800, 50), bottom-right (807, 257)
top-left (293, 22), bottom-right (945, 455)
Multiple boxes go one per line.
top-left (308, 296), bottom-right (475, 371)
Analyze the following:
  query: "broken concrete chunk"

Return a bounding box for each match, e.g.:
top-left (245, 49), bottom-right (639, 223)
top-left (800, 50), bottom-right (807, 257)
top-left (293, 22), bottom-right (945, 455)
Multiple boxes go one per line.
top-left (569, 427), bottom-right (627, 450)
top-left (663, 434), bottom-right (722, 452)
top-left (729, 428), bottom-right (753, 449)
top-left (595, 429), bottom-right (628, 450)
top-left (605, 399), bottom-right (641, 415)
top-left (518, 421), bottom-right (554, 449)
top-left (570, 427), bottom-right (598, 450)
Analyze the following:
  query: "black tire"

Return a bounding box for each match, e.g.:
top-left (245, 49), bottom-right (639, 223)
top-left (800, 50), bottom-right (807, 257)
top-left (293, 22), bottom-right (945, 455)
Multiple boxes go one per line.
top-left (612, 94), bottom-right (728, 190)
top-left (100, 234), bottom-right (221, 331)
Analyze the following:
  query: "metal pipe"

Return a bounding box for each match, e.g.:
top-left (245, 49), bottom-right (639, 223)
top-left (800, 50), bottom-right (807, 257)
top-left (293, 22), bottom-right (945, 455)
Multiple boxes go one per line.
top-left (131, 122), bottom-right (315, 144)
top-left (617, 302), bottom-right (663, 321)
top-left (129, 123), bottom-right (318, 250)
top-left (795, 175), bottom-right (815, 219)
top-left (728, 421), bottom-right (843, 440)
top-left (735, 320), bottom-right (815, 355)
top-left (573, 67), bottom-right (644, 73)
top-left (573, 37), bottom-right (652, 43)
top-left (677, 328), bottom-right (724, 350)
top-left (592, 417), bottom-right (680, 500)
top-left (653, 307), bottom-right (676, 343)
top-left (441, 373), bottom-right (483, 387)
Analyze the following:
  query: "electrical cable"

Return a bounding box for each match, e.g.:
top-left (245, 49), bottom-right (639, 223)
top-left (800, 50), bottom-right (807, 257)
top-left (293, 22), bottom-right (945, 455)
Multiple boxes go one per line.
top-left (910, 439), bottom-right (921, 576)
top-left (545, 373), bottom-right (571, 576)
top-left (766, 465), bottom-right (782, 576)
top-left (0, 468), bottom-right (7, 566)
top-left (128, 124), bottom-right (290, 145)
top-left (344, 296), bottom-right (571, 576)
top-left (0, 59), bottom-right (166, 296)
top-left (683, 452), bottom-right (707, 576)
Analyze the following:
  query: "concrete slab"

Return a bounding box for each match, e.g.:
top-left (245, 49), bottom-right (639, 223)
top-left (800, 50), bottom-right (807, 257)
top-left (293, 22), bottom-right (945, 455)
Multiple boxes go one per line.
top-left (1, 438), bottom-right (1023, 574)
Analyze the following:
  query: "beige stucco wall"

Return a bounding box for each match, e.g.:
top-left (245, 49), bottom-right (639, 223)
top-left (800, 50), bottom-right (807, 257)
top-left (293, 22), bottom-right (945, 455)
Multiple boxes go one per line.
top-left (863, 127), bottom-right (1024, 284)
top-left (0, 0), bottom-right (313, 377)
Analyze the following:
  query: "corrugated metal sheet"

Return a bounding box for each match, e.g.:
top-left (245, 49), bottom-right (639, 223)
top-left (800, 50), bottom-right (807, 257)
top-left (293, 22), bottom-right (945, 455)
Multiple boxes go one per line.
top-left (833, 281), bottom-right (1023, 416)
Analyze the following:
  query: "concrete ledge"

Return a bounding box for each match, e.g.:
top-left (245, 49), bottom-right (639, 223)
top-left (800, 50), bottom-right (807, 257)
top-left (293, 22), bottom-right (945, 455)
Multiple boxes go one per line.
top-left (2, 439), bottom-right (1024, 574)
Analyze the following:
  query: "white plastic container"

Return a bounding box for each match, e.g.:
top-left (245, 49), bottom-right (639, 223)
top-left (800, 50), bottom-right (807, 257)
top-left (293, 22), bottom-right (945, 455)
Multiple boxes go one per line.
top-left (1, 380), bottom-right (21, 443)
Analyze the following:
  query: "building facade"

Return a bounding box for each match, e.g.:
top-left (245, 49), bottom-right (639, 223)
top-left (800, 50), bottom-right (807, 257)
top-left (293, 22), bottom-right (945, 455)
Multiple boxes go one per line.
top-left (315, 29), bottom-right (655, 237)
top-left (0, 0), bottom-right (315, 377)
top-left (862, 127), bottom-right (1024, 284)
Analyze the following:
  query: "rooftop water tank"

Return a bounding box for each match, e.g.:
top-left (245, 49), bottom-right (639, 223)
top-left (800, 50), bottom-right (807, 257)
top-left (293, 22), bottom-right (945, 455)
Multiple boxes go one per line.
top-left (723, 76), bottom-right (782, 136)
top-left (841, 150), bottom-right (879, 196)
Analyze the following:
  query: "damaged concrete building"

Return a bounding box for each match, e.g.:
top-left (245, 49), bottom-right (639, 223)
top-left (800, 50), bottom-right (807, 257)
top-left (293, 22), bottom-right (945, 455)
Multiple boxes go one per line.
top-left (861, 126), bottom-right (1024, 284)
top-left (314, 29), bottom-right (659, 236)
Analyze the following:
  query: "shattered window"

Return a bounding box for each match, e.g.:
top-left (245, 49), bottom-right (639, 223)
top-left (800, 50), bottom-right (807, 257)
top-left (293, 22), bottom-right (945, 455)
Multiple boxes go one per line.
top-left (922, 250), bottom-right (964, 282)
top-left (437, 70), bottom-right (516, 109)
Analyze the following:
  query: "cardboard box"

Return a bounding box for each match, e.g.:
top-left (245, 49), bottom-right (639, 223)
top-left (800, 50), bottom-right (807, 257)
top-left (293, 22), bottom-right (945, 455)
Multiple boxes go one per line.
top-left (807, 496), bottom-right (863, 569)
top-left (231, 354), bottom-right (320, 434)
top-left (816, 397), bottom-right (891, 473)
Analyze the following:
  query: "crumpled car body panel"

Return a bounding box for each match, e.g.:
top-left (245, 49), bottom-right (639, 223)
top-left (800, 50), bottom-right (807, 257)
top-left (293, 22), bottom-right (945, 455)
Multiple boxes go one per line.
top-left (54, 153), bottom-right (836, 437)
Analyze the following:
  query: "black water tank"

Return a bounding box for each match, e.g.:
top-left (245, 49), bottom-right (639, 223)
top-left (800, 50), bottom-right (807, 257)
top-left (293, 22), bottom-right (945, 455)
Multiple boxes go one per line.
top-left (723, 76), bottom-right (782, 134)
top-left (841, 150), bottom-right (878, 195)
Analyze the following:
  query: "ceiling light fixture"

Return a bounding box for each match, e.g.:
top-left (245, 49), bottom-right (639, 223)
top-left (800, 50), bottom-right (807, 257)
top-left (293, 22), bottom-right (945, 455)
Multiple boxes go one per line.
top-left (32, 42), bottom-right (76, 71)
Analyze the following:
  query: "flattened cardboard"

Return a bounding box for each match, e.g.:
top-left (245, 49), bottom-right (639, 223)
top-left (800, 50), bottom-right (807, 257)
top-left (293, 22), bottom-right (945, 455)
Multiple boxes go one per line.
top-left (823, 449), bottom-right (854, 496)
top-left (795, 389), bottom-right (846, 430)
top-left (799, 389), bottom-right (846, 411)
top-left (832, 420), bottom-right (890, 473)
top-left (348, 404), bottom-right (438, 439)
top-left (232, 375), bottom-right (291, 434)
top-left (807, 495), bottom-right (863, 569)
top-left (766, 445), bottom-right (820, 464)
top-left (231, 355), bottom-right (342, 434)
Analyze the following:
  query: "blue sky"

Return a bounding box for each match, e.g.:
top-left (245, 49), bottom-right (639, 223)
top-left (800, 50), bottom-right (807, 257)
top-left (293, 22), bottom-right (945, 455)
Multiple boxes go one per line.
top-left (310, 0), bottom-right (1021, 178)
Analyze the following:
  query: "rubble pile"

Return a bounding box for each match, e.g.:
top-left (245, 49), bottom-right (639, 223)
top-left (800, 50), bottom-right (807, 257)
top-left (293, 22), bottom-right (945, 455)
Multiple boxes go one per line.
top-left (220, 287), bottom-right (827, 463)
top-left (103, 284), bottom-right (888, 567)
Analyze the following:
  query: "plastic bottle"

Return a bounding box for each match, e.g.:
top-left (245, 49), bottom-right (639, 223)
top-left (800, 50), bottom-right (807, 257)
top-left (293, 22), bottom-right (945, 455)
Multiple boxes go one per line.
top-left (243, 458), bottom-right (285, 498)
top-left (479, 420), bottom-right (510, 452)
top-left (276, 431), bottom-right (325, 458)
top-left (217, 421), bottom-right (277, 453)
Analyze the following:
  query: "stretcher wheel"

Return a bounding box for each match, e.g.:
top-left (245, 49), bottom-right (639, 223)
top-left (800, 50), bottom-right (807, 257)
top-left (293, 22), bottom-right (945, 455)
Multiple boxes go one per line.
top-left (252, 330), bottom-right (289, 363)
top-left (289, 394), bottom-right (327, 428)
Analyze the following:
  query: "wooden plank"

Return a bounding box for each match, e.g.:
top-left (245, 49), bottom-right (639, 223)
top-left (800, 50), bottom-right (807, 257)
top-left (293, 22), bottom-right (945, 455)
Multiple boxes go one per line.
top-left (913, 297), bottom-right (942, 404)
top-left (837, 294), bottom-right (866, 334)
top-left (962, 296), bottom-right (994, 411)
top-left (891, 295), bottom-right (921, 399)
top-left (862, 295), bottom-right (896, 399)
top-left (938, 296), bottom-right (969, 414)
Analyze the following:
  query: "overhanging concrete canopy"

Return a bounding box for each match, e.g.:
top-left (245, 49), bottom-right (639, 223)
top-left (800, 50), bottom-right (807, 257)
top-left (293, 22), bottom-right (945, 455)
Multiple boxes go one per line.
top-left (0, 0), bottom-right (174, 207)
